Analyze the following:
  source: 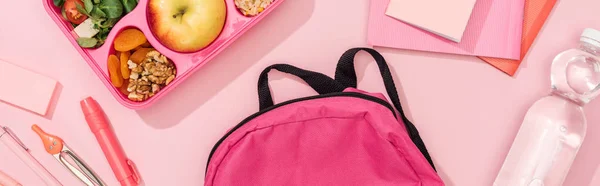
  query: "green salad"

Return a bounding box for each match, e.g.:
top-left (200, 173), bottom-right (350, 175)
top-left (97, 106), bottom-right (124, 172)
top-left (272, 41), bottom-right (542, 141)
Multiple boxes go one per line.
top-left (54, 0), bottom-right (138, 48)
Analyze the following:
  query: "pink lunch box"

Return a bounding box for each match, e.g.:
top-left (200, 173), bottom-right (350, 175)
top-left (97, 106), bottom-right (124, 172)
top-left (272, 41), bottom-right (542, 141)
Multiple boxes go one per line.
top-left (43, 0), bottom-right (284, 109)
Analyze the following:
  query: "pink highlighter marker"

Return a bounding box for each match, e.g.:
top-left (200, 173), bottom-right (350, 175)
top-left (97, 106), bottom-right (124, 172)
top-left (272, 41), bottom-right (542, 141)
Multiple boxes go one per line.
top-left (80, 97), bottom-right (140, 186)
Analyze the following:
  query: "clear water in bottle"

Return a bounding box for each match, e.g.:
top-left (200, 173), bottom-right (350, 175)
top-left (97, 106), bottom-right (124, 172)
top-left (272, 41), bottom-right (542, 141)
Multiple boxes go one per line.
top-left (494, 28), bottom-right (600, 186)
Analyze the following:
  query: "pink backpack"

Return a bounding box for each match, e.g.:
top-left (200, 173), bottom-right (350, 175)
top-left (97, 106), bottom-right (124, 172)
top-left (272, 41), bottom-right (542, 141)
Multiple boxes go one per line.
top-left (205, 48), bottom-right (444, 185)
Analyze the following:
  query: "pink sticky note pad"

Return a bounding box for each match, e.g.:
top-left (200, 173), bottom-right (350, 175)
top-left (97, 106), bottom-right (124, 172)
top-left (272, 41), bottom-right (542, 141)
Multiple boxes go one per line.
top-left (369, 0), bottom-right (525, 60)
top-left (385, 0), bottom-right (477, 42)
top-left (0, 60), bottom-right (58, 115)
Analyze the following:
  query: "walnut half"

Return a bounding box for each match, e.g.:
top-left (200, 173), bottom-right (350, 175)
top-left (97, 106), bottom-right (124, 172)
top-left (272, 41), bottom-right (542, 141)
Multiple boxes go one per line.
top-left (126, 51), bottom-right (176, 102)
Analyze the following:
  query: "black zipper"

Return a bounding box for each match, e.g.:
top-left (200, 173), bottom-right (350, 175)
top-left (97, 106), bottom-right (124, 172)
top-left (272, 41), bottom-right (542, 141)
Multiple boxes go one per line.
top-left (205, 92), bottom-right (397, 172)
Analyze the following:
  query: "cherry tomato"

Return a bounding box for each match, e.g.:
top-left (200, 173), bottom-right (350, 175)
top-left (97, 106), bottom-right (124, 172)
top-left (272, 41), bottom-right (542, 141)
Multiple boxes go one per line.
top-left (63, 0), bottom-right (88, 24)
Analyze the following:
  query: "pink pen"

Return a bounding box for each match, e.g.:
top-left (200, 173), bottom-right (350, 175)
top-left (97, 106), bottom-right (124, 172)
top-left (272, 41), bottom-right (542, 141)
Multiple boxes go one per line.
top-left (0, 126), bottom-right (62, 186)
top-left (80, 97), bottom-right (140, 186)
top-left (0, 170), bottom-right (22, 186)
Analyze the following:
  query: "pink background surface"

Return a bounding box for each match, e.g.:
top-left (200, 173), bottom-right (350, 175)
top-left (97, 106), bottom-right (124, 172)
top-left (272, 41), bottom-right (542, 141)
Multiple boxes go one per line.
top-left (1, 0), bottom-right (600, 185)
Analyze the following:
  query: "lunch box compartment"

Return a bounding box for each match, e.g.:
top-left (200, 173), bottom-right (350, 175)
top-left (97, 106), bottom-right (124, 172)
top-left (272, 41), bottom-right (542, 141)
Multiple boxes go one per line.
top-left (43, 0), bottom-right (283, 109)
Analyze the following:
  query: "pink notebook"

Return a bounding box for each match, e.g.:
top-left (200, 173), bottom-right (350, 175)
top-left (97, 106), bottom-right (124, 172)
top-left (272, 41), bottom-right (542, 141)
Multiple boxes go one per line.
top-left (369, 0), bottom-right (525, 60)
top-left (385, 0), bottom-right (477, 42)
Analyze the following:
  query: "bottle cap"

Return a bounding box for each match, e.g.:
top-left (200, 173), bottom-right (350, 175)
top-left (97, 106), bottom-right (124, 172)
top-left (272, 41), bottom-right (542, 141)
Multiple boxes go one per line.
top-left (552, 28), bottom-right (600, 104)
top-left (581, 28), bottom-right (600, 48)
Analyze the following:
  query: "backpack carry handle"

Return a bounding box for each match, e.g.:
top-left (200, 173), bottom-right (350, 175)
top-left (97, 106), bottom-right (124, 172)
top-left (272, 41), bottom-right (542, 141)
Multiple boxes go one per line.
top-left (334, 48), bottom-right (436, 171)
top-left (335, 48), bottom-right (405, 115)
top-left (258, 64), bottom-right (347, 110)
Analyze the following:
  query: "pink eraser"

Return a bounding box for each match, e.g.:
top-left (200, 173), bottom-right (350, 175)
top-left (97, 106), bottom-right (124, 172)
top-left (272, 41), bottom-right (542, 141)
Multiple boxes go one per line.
top-left (0, 60), bottom-right (58, 115)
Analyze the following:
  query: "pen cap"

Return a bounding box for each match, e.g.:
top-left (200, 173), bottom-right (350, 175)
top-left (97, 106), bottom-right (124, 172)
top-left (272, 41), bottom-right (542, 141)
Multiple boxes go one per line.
top-left (80, 97), bottom-right (110, 133)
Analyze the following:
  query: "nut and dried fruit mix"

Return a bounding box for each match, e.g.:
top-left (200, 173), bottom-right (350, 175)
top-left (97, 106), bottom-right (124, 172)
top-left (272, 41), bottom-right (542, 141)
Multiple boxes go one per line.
top-left (126, 51), bottom-right (176, 101)
top-left (107, 28), bottom-right (176, 102)
top-left (235, 0), bottom-right (273, 16)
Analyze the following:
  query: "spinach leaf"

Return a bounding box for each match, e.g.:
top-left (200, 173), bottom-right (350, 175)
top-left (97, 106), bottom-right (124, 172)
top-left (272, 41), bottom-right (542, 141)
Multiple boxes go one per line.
top-left (90, 7), bottom-right (106, 19)
top-left (83, 0), bottom-right (94, 14)
top-left (91, 17), bottom-right (104, 25)
top-left (61, 6), bottom-right (68, 20)
top-left (95, 28), bottom-right (110, 44)
top-left (75, 2), bottom-right (89, 16)
top-left (96, 40), bottom-right (105, 47)
top-left (76, 37), bottom-right (98, 48)
top-left (53, 0), bottom-right (64, 7)
top-left (98, 0), bottom-right (123, 19)
top-left (91, 18), bottom-right (119, 29)
top-left (121, 0), bottom-right (138, 13)
top-left (99, 18), bottom-right (119, 28)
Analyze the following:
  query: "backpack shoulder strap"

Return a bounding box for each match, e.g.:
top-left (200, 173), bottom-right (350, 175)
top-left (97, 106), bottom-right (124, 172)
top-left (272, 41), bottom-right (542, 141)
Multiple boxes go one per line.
top-left (334, 48), bottom-right (436, 171)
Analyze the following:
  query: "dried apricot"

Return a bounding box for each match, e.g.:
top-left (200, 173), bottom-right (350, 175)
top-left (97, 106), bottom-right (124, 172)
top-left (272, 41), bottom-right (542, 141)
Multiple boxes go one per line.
top-left (114, 29), bottom-right (147, 52)
top-left (108, 54), bottom-right (123, 87)
top-left (141, 41), bottom-right (152, 48)
top-left (130, 48), bottom-right (154, 64)
top-left (119, 80), bottom-right (130, 95)
top-left (120, 51), bottom-right (131, 79)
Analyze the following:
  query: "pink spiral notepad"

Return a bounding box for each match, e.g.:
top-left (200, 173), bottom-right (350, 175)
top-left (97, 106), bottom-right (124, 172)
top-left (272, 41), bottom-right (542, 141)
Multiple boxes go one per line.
top-left (369, 0), bottom-right (525, 60)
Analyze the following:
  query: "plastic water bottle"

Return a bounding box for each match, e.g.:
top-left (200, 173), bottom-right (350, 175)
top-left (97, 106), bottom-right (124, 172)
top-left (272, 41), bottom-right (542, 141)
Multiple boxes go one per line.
top-left (494, 28), bottom-right (600, 186)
